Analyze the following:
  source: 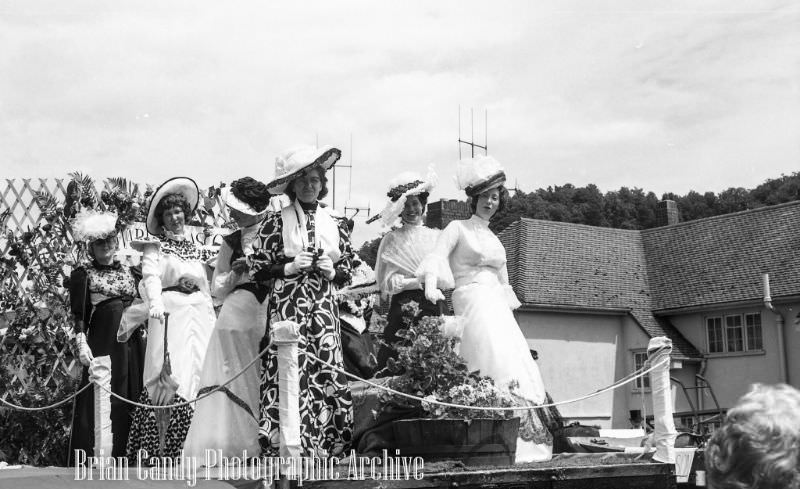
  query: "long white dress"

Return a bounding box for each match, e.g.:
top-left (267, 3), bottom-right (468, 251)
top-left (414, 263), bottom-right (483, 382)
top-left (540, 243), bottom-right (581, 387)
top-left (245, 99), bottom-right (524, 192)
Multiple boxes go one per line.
top-left (183, 223), bottom-right (269, 461)
top-left (421, 215), bottom-right (555, 463)
top-left (123, 234), bottom-right (216, 458)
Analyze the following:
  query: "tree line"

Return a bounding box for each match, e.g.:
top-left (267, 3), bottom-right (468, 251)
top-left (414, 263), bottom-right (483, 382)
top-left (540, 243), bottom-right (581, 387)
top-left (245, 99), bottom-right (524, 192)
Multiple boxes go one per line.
top-left (358, 171), bottom-right (800, 268)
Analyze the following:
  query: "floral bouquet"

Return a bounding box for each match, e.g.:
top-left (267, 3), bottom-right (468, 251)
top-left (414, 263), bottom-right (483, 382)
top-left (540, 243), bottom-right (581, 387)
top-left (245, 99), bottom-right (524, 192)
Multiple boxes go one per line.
top-left (380, 301), bottom-right (518, 420)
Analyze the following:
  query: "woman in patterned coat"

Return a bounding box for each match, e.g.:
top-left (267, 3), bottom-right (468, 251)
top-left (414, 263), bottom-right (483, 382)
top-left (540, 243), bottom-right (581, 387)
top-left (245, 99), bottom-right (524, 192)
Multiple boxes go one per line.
top-left (248, 145), bottom-right (354, 457)
top-left (122, 177), bottom-right (216, 460)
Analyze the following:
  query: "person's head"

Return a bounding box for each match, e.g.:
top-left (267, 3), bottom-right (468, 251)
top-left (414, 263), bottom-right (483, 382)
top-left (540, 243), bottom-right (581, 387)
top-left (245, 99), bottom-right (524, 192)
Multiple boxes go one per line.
top-left (227, 176), bottom-right (271, 227)
top-left (285, 167), bottom-right (329, 204)
top-left (705, 383), bottom-right (800, 489)
top-left (399, 192), bottom-right (429, 225)
top-left (89, 234), bottom-right (119, 264)
top-left (469, 185), bottom-right (508, 220)
top-left (155, 192), bottom-right (192, 235)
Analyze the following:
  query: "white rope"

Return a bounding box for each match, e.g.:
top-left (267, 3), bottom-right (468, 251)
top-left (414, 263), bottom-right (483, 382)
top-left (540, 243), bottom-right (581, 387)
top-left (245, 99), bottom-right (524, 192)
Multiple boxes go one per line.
top-left (305, 350), bottom-right (670, 411)
top-left (0, 382), bottom-right (93, 412)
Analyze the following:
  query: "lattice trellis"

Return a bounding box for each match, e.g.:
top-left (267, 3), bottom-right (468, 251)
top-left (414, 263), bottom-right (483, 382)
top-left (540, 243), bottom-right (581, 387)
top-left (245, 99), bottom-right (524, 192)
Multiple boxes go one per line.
top-left (0, 177), bottom-right (232, 406)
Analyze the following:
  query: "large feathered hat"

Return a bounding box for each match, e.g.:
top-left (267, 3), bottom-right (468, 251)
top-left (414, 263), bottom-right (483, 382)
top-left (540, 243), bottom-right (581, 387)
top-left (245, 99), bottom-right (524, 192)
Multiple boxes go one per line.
top-left (368, 167), bottom-right (437, 226)
top-left (70, 209), bottom-right (119, 243)
top-left (145, 177), bottom-right (200, 235)
top-left (456, 155), bottom-right (506, 197)
top-left (266, 145), bottom-right (341, 195)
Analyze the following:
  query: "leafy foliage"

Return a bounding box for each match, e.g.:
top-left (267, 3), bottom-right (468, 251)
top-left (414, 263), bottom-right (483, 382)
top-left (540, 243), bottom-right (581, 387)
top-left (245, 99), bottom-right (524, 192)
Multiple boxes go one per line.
top-left (489, 171), bottom-right (800, 233)
top-left (380, 302), bottom-right (516, 420)
top-left (1, 195), bottom-right (81, 466)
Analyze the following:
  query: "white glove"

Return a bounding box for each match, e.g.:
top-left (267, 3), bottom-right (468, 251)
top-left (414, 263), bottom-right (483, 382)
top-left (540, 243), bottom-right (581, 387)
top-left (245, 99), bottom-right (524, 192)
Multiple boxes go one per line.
top-left (424, 274), bottom-right (445, 304)
top-left (391, 275), bottom-right (420, 293)
top-left (316, 255), bottom-right (336, 281)
top-left (76, 332), bottom-right (93, 367)
top-left (149, 302), bottom-right (165, 320)
top-left (284, 252), bottom-right (314, 276)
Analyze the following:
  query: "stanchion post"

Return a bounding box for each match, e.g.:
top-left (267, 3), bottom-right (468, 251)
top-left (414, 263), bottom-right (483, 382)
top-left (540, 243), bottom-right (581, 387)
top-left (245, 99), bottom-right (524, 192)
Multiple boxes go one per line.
top-left (272, 320), bottom-right (302, 484)
top-left (647, 337), bottom-right (677, 464)
top-left (90, 355), bottom-right (113, 459)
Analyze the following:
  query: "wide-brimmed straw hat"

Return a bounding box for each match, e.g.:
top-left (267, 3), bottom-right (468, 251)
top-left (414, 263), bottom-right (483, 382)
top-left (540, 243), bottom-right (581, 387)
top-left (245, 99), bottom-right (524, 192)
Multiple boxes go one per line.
top-left (145, 177), bottom-right (199, 235)
top-left (456, 155), bottom-right (506, 197)
top-left (267, 145), bottom-right (341, 195)
top-left (368, 168), bottom-right (437, 226)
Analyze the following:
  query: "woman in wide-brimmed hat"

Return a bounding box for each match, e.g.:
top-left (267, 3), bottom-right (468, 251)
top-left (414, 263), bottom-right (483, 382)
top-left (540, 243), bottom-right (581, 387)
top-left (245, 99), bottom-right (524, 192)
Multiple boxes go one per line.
top-left (248, 145), bottom-right (355, 457)
top-left (122, 177), bottom-right (216, 460)
top-left (421, 155), bottom-right (562, 463)
top-left (67, 198), bottom-right (145, 462)
top-left (184, 176), bottom-right (272, 461)
top-left (371, 168), bottom-right (447, 374)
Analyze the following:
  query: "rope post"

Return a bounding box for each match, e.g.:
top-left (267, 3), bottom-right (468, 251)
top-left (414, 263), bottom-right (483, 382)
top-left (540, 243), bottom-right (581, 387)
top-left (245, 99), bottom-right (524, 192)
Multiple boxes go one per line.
top-left (90, 355), bottom-right (113, 459)
top-left (647, 337), bottom-right (677, 464)
top-left (272, 320), bottom-right (302, 480)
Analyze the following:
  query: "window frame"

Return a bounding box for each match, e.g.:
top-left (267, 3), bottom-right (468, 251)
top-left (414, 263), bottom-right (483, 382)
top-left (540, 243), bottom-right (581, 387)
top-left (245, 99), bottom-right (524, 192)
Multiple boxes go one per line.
top-left (705, 311), bottom-right (764, 354)
top-left (632, 350), bottom-right (651, 391)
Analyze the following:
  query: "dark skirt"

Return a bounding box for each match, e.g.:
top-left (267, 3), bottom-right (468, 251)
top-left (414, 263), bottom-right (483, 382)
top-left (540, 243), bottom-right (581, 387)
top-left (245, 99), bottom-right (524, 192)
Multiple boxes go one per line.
top-left (69, 297), bottom-right (145, 460)
top-left (375, 289), bottom-right (445, 375)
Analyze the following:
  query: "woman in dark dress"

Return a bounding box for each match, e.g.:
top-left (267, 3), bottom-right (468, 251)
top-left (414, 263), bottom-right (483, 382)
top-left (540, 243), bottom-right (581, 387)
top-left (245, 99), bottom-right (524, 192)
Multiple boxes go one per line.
top-left (68, 210), bottom-right (145, 461)
top-left (249, 145), bottom-right (354, 457)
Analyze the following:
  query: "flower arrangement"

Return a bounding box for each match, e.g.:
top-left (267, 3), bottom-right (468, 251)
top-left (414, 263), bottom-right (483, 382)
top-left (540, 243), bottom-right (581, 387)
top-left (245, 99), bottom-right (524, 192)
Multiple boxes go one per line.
top-left (380, 301), bottom-right (518, 420)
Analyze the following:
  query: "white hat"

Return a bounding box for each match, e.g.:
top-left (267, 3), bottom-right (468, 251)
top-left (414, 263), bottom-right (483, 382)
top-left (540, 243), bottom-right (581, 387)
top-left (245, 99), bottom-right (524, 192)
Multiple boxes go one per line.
top-left (456, 155), bottom-right (506, 197)
top-left (145, 177), bottom-right (200, 235)
top-left (267, 145), bottom-right (341, 195)
top-left (336, 256), bottom-right (379, 300)
top-left (70, 209), bottom-right (118, 242)
top-left (368, 168), bottom-right (437, 226)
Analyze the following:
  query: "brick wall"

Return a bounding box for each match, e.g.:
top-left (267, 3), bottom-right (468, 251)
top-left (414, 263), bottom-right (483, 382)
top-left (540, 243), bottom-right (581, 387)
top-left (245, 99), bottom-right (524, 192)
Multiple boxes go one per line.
top-left (426, 198), bottom-right (471, 230)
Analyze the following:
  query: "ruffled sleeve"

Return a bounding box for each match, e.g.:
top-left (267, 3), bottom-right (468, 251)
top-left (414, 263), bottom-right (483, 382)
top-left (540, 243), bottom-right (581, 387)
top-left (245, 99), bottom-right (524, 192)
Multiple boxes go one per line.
top-left (499, 263), bottom-right (521, 310)
top-left (417, 221), bottom-right (457, 290)
top-left (211, 238), bottom-right (239, 299)
top-left (135, 240), bottom-right (163, 311)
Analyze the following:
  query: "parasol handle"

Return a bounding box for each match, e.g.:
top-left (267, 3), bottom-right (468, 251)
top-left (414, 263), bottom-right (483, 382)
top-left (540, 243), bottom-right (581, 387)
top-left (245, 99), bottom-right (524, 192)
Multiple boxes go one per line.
top-left (163, 312), bottom-right (171, 375)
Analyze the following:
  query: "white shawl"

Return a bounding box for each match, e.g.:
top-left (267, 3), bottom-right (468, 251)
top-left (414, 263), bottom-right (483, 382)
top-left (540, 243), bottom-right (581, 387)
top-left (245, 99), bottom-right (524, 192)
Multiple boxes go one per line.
top-left (280, 200), bottom-right (342, 263)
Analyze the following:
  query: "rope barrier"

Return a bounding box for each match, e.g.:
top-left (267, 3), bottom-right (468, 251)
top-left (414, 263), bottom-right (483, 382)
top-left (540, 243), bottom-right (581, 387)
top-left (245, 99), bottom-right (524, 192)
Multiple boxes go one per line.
top-left (0, 382), bottom-right (93, 412)
top-left (1, 340), bottom-right (670, 414)
top-left (304, 348), bottom-right (671, 411)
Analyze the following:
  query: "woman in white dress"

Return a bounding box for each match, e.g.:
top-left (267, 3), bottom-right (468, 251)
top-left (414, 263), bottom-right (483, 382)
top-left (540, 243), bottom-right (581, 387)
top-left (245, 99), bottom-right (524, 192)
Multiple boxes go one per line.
top-left (184, 177), bottom-right (272, 461)
top-left (372, 170), bottom-right (446, 373)
top-left (421, 156), bottom-right (561, 463)
top-left (123, 177), bottom-right (216, 460)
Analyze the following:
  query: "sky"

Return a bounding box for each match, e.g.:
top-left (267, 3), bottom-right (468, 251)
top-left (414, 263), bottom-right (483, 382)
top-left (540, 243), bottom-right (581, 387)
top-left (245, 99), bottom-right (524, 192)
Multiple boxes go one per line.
top-left (1, 0), bottom-right (799, 247)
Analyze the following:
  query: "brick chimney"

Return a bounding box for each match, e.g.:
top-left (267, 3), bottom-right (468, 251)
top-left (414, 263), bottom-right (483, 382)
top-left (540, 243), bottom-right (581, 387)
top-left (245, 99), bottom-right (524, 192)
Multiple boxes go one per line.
top-left (656, 200), bottom-right (679, 227)
top-left (426, 199), bottom-right (471, 230)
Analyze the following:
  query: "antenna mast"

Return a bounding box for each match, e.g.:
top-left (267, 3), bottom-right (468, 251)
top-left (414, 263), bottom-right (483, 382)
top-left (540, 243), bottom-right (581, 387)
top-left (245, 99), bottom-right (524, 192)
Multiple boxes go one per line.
top-left (458, 106), bottom-right (488, 158)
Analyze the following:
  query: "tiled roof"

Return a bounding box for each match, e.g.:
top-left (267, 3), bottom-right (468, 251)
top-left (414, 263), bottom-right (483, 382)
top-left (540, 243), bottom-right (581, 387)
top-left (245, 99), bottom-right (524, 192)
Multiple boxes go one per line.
top-left (642, 201), bottom-right (800, 311)
top-left (500, 218), bottom-right (700, 359)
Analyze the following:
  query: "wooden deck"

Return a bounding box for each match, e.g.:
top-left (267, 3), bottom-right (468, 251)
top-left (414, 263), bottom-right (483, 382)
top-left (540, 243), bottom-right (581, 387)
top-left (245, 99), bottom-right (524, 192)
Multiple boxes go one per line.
top-left (0, 454), bottom-right (681, 489)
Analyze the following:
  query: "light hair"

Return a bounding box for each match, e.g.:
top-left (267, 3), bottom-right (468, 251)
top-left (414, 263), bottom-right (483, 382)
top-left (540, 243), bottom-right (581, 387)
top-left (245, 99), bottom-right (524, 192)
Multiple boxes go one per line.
top-left (705, 383), bottom-right (800, 489)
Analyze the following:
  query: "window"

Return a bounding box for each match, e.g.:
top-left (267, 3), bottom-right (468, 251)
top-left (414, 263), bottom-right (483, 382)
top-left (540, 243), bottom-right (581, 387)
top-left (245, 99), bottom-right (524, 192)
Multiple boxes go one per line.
top-left (707, 317), bottom-right (724, 353)
top-left (745, 313), bottom-right (763, 351)
top-left (706, 312), bottom-right (763, 353)
top-left (633, 351), bottom-right (650, 390)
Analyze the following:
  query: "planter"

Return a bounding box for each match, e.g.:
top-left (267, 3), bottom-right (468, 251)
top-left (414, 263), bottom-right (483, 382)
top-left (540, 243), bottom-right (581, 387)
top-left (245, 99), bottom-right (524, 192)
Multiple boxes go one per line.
top-left (392, 417), bottom-right (520, 466)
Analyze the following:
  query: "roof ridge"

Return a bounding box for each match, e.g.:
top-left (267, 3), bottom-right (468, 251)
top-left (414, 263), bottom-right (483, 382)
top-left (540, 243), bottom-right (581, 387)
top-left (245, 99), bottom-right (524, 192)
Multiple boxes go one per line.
top-left (642, 199), bottom-right (800, 233)
top-left (516, 216), bottom-right (641, 234)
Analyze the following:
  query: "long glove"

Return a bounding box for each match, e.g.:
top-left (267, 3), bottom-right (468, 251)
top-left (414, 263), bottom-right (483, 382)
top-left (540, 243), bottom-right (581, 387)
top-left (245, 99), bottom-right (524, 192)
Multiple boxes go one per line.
top-left (76, 332), bottom-right (94, 367)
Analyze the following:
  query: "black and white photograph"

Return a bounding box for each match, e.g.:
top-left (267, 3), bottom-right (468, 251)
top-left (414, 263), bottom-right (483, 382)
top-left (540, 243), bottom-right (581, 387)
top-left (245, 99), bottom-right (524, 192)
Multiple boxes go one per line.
top-left (1, 1), bottom-right (799, 488)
